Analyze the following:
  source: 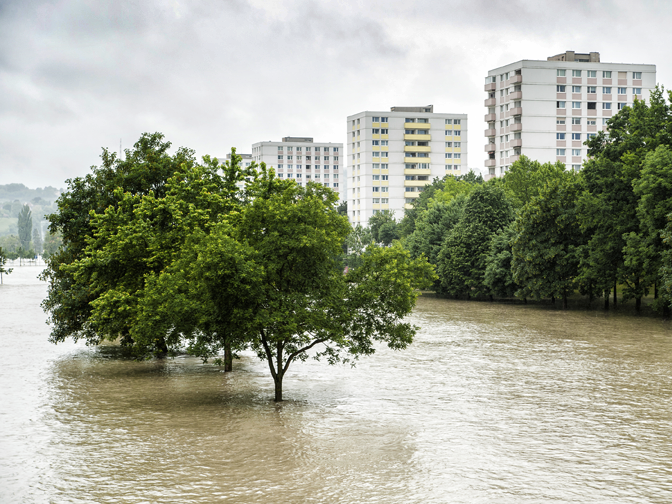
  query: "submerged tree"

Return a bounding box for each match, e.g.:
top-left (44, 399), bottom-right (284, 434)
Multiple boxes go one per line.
top-left (0, 247), bottom-right (12, 284)
top-left (18, 205), bottom-right (32, 250)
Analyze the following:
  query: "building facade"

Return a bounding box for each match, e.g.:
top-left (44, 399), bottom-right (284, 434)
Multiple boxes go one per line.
top-left (484, 51), bottom-right (656, 178)
top-left (346, 106), bottom-right (468, 225)
top-left (252, 137), bottom-right (342, 194)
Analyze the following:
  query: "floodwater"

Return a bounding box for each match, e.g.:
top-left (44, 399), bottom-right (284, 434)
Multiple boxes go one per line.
top-left (2, 266), bottom-right (672, 503)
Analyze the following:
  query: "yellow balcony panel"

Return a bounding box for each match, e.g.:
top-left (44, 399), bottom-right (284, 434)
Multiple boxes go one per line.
top-left (454, 147), bottom-right (461, 153)
top-left (404, 168), bottom-right (431, 176)
top-left (372, 157), bottom-right (380, 162)
top-left (381, 134), bottom-right (389, 140)
top-left (380, 204), bottom-right (390, 210)
top-left (404, 134), bottom-right (431, 141)
top-left (372, 169), bottom-right (381, 174)
top-left (445, 126), bottom-right (453, 131)
top-left (445, 135), bottom-right (453, 140)
top-left (404, 203), bottom-right (414, 209)
top-left (372, 134), bottom-right (380, 139)
top-left (453, 159), bottom-right (462, 164)
top-left (372, 122), bottom-right (380, 128)
top-left (380, 180), bottom-right (389, 186)
top-left (405, 122), bottom-right (431, 129)
top-left (381, 169), bottom-right (389, 174)
top-left (381, 146), bottom-right (389, 151)
top-left (445, 147), bottom-right (454, 152)
top-left (404, 157), bottom-right (431, 164)
top-left (404, 191), bottom-right (421, 198)
top-left (404, 180), bottom-right (430, 187)
top-left (404, 146), bottom-right (431, 153)
top-left (453, 124), bottom-right (462, 130)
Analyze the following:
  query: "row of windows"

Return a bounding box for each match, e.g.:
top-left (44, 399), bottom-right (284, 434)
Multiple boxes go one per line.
top-left (556, 118), bottom-right (606, 125)
top-left (276, 165), bottom-right (339, 171)
top-left (371, 140), bottom-right (389, 146)
top-left (276, 146), bottom-right (338, 152)
top-left (557, 70), bottom-right (642, 79)
top-left (372, 187), bottom-right (389, 192)
top-left (372, 198), bottom-right (389, 204)
top-left (444, 153), bottom-right (462, 159)
top-left (372, 175), bottom-right (389, 180)
top-left (556, 148), bottom-right (590, 156)
top-left (276, 173), bottom-right (339, 183)
top-left (557, 85), bottom-right (641, 94)
top-left (557, 101), bottom-right (632, 110)
top-left (277, 156), bottom-right (337, 161)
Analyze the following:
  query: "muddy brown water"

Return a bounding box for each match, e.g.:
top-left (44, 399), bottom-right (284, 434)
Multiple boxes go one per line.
top-left (2, 266), bottom-right (672, 503)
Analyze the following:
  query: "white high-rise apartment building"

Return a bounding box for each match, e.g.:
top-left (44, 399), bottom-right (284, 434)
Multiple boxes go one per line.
top-left (251, 137), bottom-right (342, 194)
top-left (484, 51), bottom-right (656, 178)
top-left (347, 106), bottom-right (468, 225)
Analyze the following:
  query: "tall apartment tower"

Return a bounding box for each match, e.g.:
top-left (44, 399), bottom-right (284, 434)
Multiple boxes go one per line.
top-left (251, 137), bottom-right (342, 195)
top-left (347, 106), bottom-right (468, 225)
top-left (484, 51), bottom-right (656, 178)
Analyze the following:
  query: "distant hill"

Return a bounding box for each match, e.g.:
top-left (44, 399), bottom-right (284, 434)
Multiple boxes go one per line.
top-left (0, 183), bottom-right (61, 204)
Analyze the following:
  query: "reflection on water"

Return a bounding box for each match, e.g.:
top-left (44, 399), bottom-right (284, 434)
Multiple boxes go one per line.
top-left (2, 267), bottom-right (672, 503)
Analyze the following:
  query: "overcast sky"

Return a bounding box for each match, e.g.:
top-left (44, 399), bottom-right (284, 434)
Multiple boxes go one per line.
top-left (1, 0), bottom-right (671, 189)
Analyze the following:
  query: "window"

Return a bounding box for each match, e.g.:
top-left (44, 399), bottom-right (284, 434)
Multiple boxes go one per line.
top-left (588, 70), bottom-right (597, 78)
top-left (445, 119), bottom-right (452, 124)
top-left (603, 102), bottom-right (612, 109)
top-left (587, 102), bottom-right (596, 110)
top-left (572, 117), bottom-right (581, 125)
top-left (372, 175), bottom-right (380, 181)
top-left (454, 130), bottom-right (461, 136)
top-left (379, 142), bottom-right (387, 147)
top-left (445, 153), bottom-right (453, 158)
top-left (572, 70), bottom-right (582, 77)
top-left (454, 119), bottom-right (461, 125)
top-left (380, 152), bottom-right (388, 158)
top-left (372, 116), bottom-right (380, 122)
top-left (287, 146), bottom-right (293, 151)
top-left (333, 147), bottom-right (339, 152)
top-left (602, 118), bottom-right (609, 125)
top-left (572, 86), bottom-right (581, 92)
top-left (296, 147), bottom-right (302, 152)
top-left (334, 165), bottom-right (338, 170)
top-left (633, 72), bottom-right (642, 79)
top-left (381, 187), bottom-right (389, 192)
top-left (287, 164), bottom-right (293, 169)
top-left (278, 164), bottom-right (283, 169)
top-left (557, 69), bottom-right (566, 76)
top-left (315, 165), bottom-right (320, 169)
top-left (286, 173), bottom-right (292, 178)
top-left (587, 133), bottom-right (597, 139)
top-left (306, 147), bottom-right (311, 152)
top-left (572, 101), bottom-right (581, 109)
top-left (572, 164), bottom-right (581, 171)
top-left (618, 87), bottom-right (627, 94)
top-left (454, 154), bottom-right (461, 159)
top-left (380, 197), bottom-right (387, 202)
top-left (372, 128), bottom-right (380, 134)
top-left (381, 175), bottom-right (388, 180)
top-left (556, 118), bottom-right (566, 125)
top-left (373, 198), bottom-right (380, 204)
top-left (603, 71), bottom-right (612, 78)
top-left (287, 155), bottom-right (293, 160)
top-left (572, 133), bottom-right (581, 140)
top-left (556, 133), bottom-right (566, 140)
top-left (381, 129), bottom-right (388, 134)
top-left (557, 149), bottom-right (566, 156)
top-left (372, 187), bottom-right (380, 192)
top-left (381, 164), bottom-right (388, 169)
top-left (314, 147), bottom-right (320, 152)
top-left (277, 155), bottom-right (283, 160)
top-left (633, 88), bottom-right (642, 95)
top-left (618, 103), bottom-right (626, 110)
top-left (572, 149), bottom-right (581, 156)
top-left (557, 101), bottom-right (566, 108)
top-left (587, 86), bottom-right (596, 94)
top-left (334, 174), bottom-right (339, 179)
top-left (557, 85), bottom-right (566, 92)
top-left (297, 164), bottom-right (302, 170)
top-left (445, 142), bottom-right (452, 147)
top-left (381, 117), bottom-right (388, 123)
top-left (603, 87), bottom-right (611, 94)
top-left (454, 142), bottom-right (461, 148)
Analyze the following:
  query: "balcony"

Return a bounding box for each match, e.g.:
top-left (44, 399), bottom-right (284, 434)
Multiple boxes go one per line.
top-left (404, 168), bottom-right (431, 176)
top-left (485, 159), bottom-right (496, 167)
top-left (484, 82), bottom-right (496, 92)
top-left (510, 139), bottom-right (522, 148)
top-left (404, 122), bottom-right (430, 129)
top-left (404, 157), bottom-right (430, 164)
top-left (484, 98), bottom-right (496, 107)
top-left (404, 133), bottom-right (431, 141)
top-left (509, 154), bottom-right (521, 163)
top-left (484, 128), bottom-right (496, 137)
top-left (485, 143), bottom-right (496, 152)
top-left (508, 107), bottom-right (522, 117)
top-left (404, 192), bottom-right (421, 199)
top-left (509, 91), bottom-right (522, 100)
top-left (511, 123), bottom-right (523, 132)
top-left (404, 146), bottom-right (431, 153)
top-left (404, 180), bottom-right (430, 187)
top-left (484, 113), bottom-right (496, 122)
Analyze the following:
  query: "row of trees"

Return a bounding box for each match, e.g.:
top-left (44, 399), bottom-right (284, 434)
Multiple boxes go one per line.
top-left (41, 133), bottom-right (436, 401)
top-left (359, 87), bottom-right (672, 314)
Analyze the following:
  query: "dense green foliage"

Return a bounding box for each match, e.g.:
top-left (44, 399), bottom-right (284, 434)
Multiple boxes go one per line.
top-left (42, 134), bottom-right (436, 401)
top-left (0, 246), bottom-right (12, 283)
top-left (377, 86), bottom-right (672, 315)
top-left (17, 205), bottom-right (32, 250)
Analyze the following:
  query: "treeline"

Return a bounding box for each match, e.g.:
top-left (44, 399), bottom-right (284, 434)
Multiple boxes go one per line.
top-left (41, 133), bottom-right (436, 401)
top-left (359, 87), bottom-right (672, 314)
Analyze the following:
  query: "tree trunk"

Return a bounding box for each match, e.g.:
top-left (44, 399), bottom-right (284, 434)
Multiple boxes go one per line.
top-left (635, 296), bottom-right (642, 312)
top-left (274, 374), bottom-right (283, 402)
top-left (613, 282), bottom-right (618, 308)
top-left (551, 295), bottom-right (555, 304)
top-left (655, 281), bottom-right (659, 299)
top-left (523, 297), bottom-right (527, 304)
top-left (275, 342), bottom-right (284, 402)
top-left (224, 342), bottom-right (233, 372)
top-left (563, 289), bottom-right (568, 310)
top-left (155, 336), bottom-right (168, 358)
top-left (489, 294), bottom-right (493, 302)
top-left (604, 289), bottom-right (609, 310)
